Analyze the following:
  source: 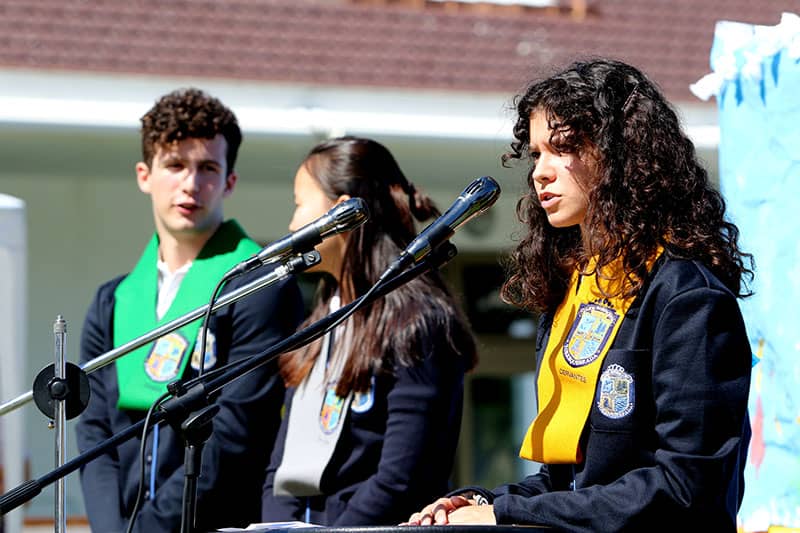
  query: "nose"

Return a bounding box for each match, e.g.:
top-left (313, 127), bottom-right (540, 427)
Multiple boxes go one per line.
top-left (530, 154), bottom-right (554, 187)
top-left (288, 211), bottom-right (300, 233)
top-left (181, 166), bottom-right (200, 193)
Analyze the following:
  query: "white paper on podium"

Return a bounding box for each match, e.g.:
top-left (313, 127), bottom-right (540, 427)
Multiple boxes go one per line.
top-left (217, 521), bottom-right (322, 531)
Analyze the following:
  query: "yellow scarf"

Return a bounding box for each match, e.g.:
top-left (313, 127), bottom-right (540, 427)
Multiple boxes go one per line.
top-left (519, 252), bottom-right (661, 463)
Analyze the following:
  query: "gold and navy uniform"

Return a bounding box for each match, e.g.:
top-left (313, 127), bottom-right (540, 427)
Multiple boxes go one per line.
top-left (458, 257), bottom-right (751, 532)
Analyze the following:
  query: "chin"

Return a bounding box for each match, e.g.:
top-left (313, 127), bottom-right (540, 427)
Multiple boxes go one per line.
top-left (169, 223), bottom-right (201, 233)
top-left (305, 262), bottom-right (331, 276)
top-left (547, 214), bottom-right (583, 229)
top-left (547, 218), bottom-right (571, 228)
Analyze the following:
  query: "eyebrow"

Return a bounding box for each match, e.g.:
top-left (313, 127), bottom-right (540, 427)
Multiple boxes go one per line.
top-left (161, 155), bottom-right (223, 167)
top-left (528, 139), bottom-right (544, 152)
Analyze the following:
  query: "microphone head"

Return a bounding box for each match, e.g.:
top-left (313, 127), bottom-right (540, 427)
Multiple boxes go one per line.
top-left (452, 176), bottom-right (501, 230)
top-left (326, 197), bottom-right (370, 234)
top-left (377, 176), bottom-right (499, 279)
top-left (462, 175), bottom-right (501, 209)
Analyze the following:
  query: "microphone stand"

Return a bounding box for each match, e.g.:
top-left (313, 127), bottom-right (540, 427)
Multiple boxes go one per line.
top-left (53, 316), bottom-right (67, 533)
top-left (0, 242), bottom-right (459, 530)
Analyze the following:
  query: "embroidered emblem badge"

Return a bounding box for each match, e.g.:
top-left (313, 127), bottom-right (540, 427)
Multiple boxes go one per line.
top-left (351, 377), bottom-right (375, 414)
top-left (319, 385), bottom-right (346, 434)
top-left (597, 364), bottom-right (635, 419)
top-left (563, 302), bottom-right (619, 367)
top-left (190, 329), bottom-right (217, 371)
top-left (145, 332), bottom-right (188, 382)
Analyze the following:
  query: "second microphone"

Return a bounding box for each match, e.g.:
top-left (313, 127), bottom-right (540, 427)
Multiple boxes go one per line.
top-left (225, 197), bottom-right (370, 277)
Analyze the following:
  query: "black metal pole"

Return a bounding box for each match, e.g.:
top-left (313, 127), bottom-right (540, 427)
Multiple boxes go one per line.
top-left (178, 405), bottom-right (219, 533)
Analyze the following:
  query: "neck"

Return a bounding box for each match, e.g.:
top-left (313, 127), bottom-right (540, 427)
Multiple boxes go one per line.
top-left (329, 235), bottom-right (349, 288)
top-left (157, 227), bottom-right (218, 272)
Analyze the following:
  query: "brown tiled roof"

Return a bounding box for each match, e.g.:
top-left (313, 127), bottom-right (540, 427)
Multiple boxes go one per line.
top-left (0, 0), bottom-right (797, 101)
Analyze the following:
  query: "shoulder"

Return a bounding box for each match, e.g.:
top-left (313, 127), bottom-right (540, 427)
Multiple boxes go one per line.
top-left (637, 255), bottom-right (743, 324)
top-left (81, 274), bottom-right (128, 357)
top-left (401, 277), bottom-right (462, 323)
top-left (222, 264), bottom-right (302, 302)
top-left (406, 282), bottom-right (469, 338)
top-left (216, 266), bottom-right (304, 336)
top-left (396, 284), bottom-right (475, 362)
top-left (648, 255), bottom-right (733, 296)
top-left (87, 274), bottom-right (128, 314)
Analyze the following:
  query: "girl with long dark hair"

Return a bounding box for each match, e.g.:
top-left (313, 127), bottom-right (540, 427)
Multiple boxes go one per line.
top-left (407, 58), bottom-right (754, 531)
top-left (261, 136), bottom-right (477, 525)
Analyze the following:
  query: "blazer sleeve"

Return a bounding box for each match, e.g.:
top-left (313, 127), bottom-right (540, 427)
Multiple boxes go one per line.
top-left (492, 286), bottom-right (751, 531)
top-left (490, 465), bottom-right (553, 500)
top-left (75, 278), bottom-right (127, 533)
top-left (131, 273), bottom-right (304, 532)
top-left (333, 333), bottom-right (466, 525)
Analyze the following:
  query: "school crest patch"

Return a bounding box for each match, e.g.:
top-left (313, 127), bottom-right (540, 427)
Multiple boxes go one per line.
top-left (597, 364), bottom-right (634, 419)
top-left (190, 329), bottom-right (217, 371)
top-left (145, 332), bottom-right (188, 382)
top-left (351, 378), bottom-right (375, 414)
top-left (563, 302), bottom-right (619, 367)
top-left (319, 385), bottom-right (346, 434)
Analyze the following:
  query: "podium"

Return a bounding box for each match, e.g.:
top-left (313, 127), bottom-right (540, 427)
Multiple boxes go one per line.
top-left (215, 526), bottom-right (548, 533)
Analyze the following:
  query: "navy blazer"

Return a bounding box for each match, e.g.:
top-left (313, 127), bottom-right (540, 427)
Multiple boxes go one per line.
top-left (262, 331), bottom-right (468, 526)
top-left (485, 257), bottom-right (752, 531)
top-left (75, 268), bottom-right (303, 533)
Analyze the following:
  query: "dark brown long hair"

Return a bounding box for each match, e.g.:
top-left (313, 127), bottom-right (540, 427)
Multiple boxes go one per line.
top-left (501, 58), bottom-right (754, 313)
top-left (280, 136), bottom-right (477, 395)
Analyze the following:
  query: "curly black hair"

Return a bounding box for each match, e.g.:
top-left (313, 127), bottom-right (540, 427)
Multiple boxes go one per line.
top-left (501, 58), bottom-right (754, 313)
top-left (140, 88), bottom-right (242, 172)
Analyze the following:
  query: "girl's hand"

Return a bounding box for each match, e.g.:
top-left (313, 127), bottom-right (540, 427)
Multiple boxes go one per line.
top-left (403, 496), bottom-right (495, 525)
top-left (447, 504), bottom-right (496, 525)
top-left (403, 495), bottom-right (473, 525)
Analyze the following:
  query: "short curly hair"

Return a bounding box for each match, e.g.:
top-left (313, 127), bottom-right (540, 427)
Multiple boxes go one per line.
top-left (140, 88), bottom-right (242, 172)
top-left (501, 58), bottom-right (753, 313)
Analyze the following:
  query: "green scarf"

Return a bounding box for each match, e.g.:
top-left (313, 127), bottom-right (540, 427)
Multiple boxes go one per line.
top-left (114, 220), bottom-right (260, 410)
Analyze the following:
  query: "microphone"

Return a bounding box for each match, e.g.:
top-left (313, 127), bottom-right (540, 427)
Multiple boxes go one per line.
top-left (226, 197), bottom-right (369, 277)
top-left (379, 176), bottom-right (500, 282)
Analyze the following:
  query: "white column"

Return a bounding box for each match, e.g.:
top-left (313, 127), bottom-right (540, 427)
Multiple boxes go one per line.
top-left (0, 194), bottom-right (27, 533)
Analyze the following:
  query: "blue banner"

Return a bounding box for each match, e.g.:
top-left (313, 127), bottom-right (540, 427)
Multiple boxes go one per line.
top-left (697, 12), bottom-right (800, 531)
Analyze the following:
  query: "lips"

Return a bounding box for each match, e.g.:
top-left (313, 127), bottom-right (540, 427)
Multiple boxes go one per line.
top-left (538, 192), bottom-right (560, 209)
top-left (176, 201), bottom-right (201, 215)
